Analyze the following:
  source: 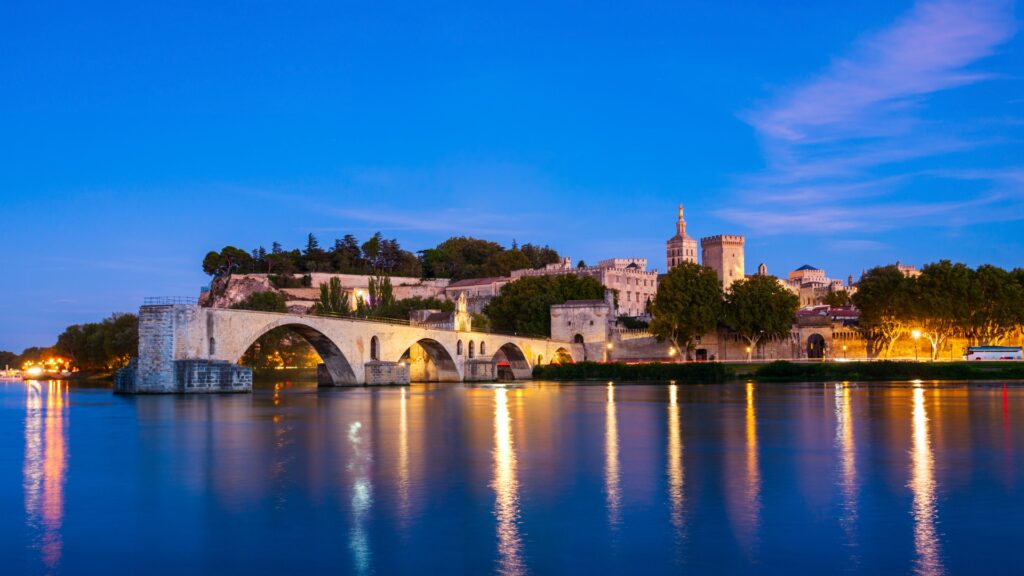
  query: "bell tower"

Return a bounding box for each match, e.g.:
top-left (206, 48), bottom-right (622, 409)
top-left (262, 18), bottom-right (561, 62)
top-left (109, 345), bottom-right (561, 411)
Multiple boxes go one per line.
top-left (666, 202), bottom-right (698, 270)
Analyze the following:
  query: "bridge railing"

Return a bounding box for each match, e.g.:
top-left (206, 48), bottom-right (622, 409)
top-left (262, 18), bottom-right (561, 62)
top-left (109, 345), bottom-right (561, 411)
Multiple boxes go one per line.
top-left (144, 296), bottom-right (199, 306)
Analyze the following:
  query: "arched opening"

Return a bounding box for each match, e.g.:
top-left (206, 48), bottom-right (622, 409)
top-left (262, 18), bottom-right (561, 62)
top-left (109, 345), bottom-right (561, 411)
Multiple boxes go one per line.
top-left (553, 347), bottom-right (574, 364)
top-left (480, 341), bottom-right (487, 355)
top-left (209, 337), bottom-right (216, 356)
top-left (457, 340), bottom-right (464, 355)
top-left (400, 338), bottom-right (460, 383)
top-left (469, 341), bottom-right (475, 359)
top-left (537, 354), bottom-right (543, 365)
top-left (573, 333), bottom-right (587, 361)
top-left (492, 343), bottom-right (531, 381)
top-left (238, 323), bottom-right (357, 386)
top-left (370, 336), bottom-right (379, 361)
top-left (807, 333), bottom-right (827, 359)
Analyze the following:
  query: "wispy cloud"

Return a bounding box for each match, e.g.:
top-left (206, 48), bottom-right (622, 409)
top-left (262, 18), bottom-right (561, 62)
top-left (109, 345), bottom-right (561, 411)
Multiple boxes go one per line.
top-left (721, 0), bottom-right (1021, 235)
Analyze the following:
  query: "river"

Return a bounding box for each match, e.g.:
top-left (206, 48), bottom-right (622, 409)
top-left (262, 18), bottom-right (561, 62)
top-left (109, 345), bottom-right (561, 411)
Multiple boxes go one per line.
top-left (1, 378), bottom-right (1021, 575)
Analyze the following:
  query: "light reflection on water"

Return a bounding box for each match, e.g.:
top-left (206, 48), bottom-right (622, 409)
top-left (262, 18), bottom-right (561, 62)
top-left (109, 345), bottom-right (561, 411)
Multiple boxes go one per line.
top-left (604, 383), bottom-right (621, 529)
top-left (492, 387), bottom-right (524, 576)
top-left (22, 380), bottom-right (68, 572)
top-left (5, 379), bottom-right (1024, 575)
top-left (835, 383), bottom-right (859, 559)
top-left (666, 384), bottom-right (685, 540)
top-left (910, 385), bottom-right (943, 576)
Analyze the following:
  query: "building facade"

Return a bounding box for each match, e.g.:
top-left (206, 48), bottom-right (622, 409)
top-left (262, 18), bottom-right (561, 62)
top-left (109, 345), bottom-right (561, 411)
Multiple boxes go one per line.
top-left (511, 257), bottom-right (658, 318)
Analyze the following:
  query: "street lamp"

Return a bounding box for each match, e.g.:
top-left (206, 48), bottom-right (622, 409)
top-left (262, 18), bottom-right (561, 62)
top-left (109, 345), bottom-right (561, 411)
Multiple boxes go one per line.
top-left (911, 329), bottom-right (921, 361)
top-left (745, 346), bottom-right (752, 361)
top-left (842, 344), bottom-right (847, 359)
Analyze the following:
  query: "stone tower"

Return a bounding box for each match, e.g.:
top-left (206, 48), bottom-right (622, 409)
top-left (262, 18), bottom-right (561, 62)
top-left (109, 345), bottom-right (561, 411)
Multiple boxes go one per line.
top-left (666, 203), bottom-right (698, 270)
top-left (700, 234), bottom-right (745, 291)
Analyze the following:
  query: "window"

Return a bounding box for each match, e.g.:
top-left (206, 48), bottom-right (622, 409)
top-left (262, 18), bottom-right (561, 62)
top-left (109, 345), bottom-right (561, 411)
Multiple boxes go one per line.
top-left (457, 340), bottom-right (464, 355)
top-left (370, 336), bottom-right (379, 361)
top-left (209, 337), bottom-right (216, 356)
top-left (480, 342), bottom-right (487, 355)
top-left (468, 341), bottom-right (475, 359)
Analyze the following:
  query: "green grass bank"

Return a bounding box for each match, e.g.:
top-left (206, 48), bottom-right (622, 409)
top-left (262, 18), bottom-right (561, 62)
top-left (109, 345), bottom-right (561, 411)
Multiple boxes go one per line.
top-left (532, 361), bottom-right (729, 383)
top-left (753, 360), bottom-right (1024, 382)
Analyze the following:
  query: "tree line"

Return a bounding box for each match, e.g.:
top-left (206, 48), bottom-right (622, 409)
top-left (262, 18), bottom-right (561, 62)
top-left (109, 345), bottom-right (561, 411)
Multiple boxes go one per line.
top-left (854, 261), bottom-right (1024, 359)
top-left (203, 234), bottom-right (562, 281)
top-left (1, 313), bottom-right (140, 373)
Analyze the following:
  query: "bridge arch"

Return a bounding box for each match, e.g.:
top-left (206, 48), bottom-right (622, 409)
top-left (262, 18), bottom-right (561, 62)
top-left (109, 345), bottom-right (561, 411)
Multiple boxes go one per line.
top-left (233, 319), bottom-right (358, 385)
top-left (492, 342), bottom-right (533, 381)
top-left (398, 338), bottom-right (460, 383)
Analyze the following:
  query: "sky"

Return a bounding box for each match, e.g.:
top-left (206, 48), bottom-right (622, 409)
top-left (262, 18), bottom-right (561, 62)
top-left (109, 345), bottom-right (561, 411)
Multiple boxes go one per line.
top-left (1, 0), bottom-right (1023, 351)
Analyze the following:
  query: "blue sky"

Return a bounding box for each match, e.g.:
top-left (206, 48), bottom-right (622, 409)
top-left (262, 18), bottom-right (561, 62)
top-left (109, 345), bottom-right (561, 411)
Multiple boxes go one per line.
top-left (1, 0), bottom-right (1022, 351)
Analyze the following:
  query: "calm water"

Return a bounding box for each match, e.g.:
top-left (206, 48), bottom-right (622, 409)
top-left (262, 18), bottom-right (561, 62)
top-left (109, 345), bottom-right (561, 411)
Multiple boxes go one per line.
top-left (1, 379), bottom-right (1022, 575)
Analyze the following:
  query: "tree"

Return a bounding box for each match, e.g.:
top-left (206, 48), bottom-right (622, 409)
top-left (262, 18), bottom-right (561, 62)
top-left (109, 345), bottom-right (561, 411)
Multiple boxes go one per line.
top-left (484, 275), bottom-right (606, 337)
top-left (54, 313), bottom-right (138, 371)
top-left (723, 275), bottom-right (799, 360)
top-left (303, 233), bottom-right (329, 272)
top-left (484, 249), bottom-right (532, 277)
top-left (202, 246), bottom-right (253, 276)
top-left (963, 264), bottom-right (1024, 345)
top-left (852, 266), bottom-right (912, 358)
top-left (361, 232), bottom-right (384, 269)
top-left (232, 291), bottom-right (288, 312)
top-left (520, 243), bottom-right (561, 269)
top-left (648, 262), bottom-right (723, 359)
top-left (911, 261), bottom-right (971, 359)
top-left (0, 350), bottom-right (17, 369)
top-left (420, 236), bottom-right (506, 279)
top-left (314, 278), bottom-right (349, 316)
top-left (368, 274), bottom-right (395, 310)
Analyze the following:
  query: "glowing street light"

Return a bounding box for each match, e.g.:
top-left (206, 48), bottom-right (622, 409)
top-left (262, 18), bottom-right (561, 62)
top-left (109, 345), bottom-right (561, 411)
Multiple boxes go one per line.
top-left (842, 344), bottom-right (848, 359)
top-left (911, 329), bottom-right (922, 361)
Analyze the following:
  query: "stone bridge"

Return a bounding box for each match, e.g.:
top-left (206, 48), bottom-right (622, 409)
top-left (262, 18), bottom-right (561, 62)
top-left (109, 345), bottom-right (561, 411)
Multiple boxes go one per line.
top-left (119, 303), bottom-right (581, 393)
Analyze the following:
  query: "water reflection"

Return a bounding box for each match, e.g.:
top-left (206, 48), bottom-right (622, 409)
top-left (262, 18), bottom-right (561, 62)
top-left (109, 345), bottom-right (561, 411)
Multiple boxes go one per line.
top-left (834, 384), bottom-right (858, 555)
top-left (910, 386), bottom-right (943, 576)
top-left (667, 384), bottom-right (685, 538)
top-left (23, 381), bottom-right (68, 571)
top-left (492, 387), bottom-right (524, 576)
top-left (398, 387), bottom-right (410, 526)
top-left (605, 383), bottom-right (621, 528)
top-left (348, 419), bottom-right (373, 575)
top-left (745, 383), bottom-right (761, 533)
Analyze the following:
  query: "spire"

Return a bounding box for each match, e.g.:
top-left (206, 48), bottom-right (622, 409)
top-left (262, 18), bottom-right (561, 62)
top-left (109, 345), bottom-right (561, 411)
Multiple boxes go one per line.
top-left (678, 203), bottom-right (684, 220)
top-left (676, 202), bottom-right (686, 236)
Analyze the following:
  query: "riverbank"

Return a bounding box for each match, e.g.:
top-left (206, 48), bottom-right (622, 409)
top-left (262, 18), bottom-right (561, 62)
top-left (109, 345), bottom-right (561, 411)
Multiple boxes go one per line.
top-left (532, 361), bottom-right (729, 382)
top-left (754, 360), bottom-right (1024, 382)
top-left (533, 360), bottom-right (1024, 383)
